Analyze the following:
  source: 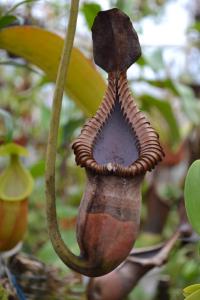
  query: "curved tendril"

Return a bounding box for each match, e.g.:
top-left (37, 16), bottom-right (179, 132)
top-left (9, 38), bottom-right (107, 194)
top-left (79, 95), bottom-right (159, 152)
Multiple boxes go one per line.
top-left (45, 0), bottom-right (97, 276)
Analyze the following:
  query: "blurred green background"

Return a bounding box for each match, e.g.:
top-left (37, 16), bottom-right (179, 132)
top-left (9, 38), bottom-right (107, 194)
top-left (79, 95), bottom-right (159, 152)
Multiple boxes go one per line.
top-left (0, 0), bottom-right (200, 299)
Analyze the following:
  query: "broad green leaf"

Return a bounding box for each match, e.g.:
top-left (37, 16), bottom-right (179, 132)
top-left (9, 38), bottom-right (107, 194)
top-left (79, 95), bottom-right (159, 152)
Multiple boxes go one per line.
top-left (140, 95), bottom-right (180, 146)
top-left (183, 284), bottom-right (200, 298)
top-left (81, 2), bottom-right (101, 29)
top-left (0, 26), bottom-right (106, 115)
top-left (184, 160), bottom-right (200, 235)
top-left (184, 289), bottom-right (200, 300)
top-left (0, 15), bottom-right (18, 29)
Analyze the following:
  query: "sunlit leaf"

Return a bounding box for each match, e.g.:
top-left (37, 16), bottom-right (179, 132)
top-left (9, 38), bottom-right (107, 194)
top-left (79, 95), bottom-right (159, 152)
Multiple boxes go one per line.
top-left (184, 160), bottom-right (200, 235)
top-left (183, 284), bottom-right (200, 297)
top-left (0, 26), bottom-right (106, 115)
top-left (184, 289), bottom-right (200, 300)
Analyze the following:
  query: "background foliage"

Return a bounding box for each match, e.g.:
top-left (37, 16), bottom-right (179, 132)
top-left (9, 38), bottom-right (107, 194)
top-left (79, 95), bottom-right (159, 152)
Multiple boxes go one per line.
top-left (0, 0), bottom-right (200, 299)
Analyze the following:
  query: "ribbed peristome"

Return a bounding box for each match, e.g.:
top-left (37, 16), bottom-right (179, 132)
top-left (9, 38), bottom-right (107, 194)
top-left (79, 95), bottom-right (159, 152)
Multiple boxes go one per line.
top-left (72, 72), bottom-right (164, 177)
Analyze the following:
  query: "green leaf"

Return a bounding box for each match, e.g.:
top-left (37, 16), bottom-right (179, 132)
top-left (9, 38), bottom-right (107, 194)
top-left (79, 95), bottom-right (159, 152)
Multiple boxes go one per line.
top-left (184, 289), bottom-right (200, 300)
top-left (81, 2), bottom-right (101, 29)
top-left (0, 26), bottom-right (106, 115)
top-left (140, 95), bottom-right (181, 146)
top-left (0, 15), bottom-right (18, 30)
top-left (30, 160), bottom-right (45, 178)
top-left (62, 118), bottom-right (84, 144)
top-left (136, 56), bottom-right (147, 67)
top-left (184, 160), bottom-right (200, 235)
top-left (188, 22), bottom-right (200, 32)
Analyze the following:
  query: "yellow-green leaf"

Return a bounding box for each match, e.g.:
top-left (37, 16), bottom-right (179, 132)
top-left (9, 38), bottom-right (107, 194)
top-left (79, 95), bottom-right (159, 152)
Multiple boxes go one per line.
top-left (184, 160), bottom-right (200, 235)
top-left (183, 284), bottom-right (200, 298)
top-left (0, 26), bottom-right (106, 115)
top-left (184, 289), bottom-right (200, 300)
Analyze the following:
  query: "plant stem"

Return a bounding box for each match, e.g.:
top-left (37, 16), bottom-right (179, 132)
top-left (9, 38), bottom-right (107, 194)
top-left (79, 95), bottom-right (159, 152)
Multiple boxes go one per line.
top-left (45, 0), bottom-right (88, 271)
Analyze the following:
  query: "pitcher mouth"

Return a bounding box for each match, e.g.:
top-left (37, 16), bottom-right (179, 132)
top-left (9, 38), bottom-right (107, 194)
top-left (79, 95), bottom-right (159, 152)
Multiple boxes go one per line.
top-left (72, 72), bottom-right (164, 177)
